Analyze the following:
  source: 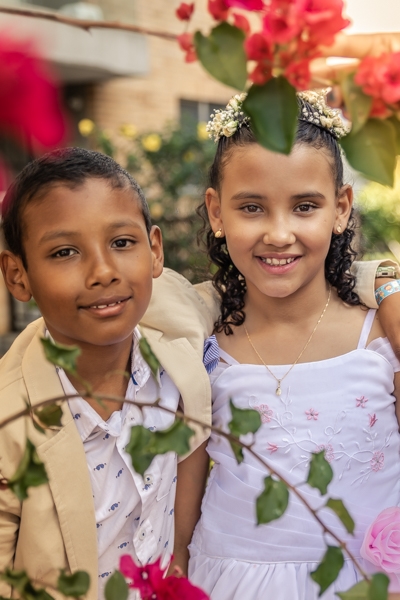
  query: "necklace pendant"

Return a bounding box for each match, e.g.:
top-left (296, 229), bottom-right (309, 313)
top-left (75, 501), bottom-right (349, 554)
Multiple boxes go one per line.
top-left (276, 384), bottom-right (282, 396)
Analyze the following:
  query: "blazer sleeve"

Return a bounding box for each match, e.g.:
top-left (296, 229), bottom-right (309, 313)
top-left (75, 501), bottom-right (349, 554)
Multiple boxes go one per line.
top-left (352, 259), bottom-right (399, 308)
top-left (0, 481), bottom-right (21, 596)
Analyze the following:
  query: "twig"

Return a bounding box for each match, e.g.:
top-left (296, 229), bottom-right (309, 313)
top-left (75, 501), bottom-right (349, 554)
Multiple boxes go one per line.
top-left (0, 7), bottom-right (178, 40)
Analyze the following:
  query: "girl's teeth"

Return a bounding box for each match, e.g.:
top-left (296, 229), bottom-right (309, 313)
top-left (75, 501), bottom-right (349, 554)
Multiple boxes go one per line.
top-left (262, 257), bottom-right (295, 265)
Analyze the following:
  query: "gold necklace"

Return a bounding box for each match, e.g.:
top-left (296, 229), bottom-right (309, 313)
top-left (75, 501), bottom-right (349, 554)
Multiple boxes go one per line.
top-left (243, 287), bottom-right (331, 396)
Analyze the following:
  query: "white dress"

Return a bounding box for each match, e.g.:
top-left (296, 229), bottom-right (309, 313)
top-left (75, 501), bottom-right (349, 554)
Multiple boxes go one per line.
top-left (189, 310), bottom-right (400, 599)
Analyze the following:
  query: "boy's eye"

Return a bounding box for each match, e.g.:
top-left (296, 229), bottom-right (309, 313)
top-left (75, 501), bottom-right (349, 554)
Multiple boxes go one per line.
top-left (112, 238), bottom-right (135, 248)
top-left (294, 203), bottom-right (317, 213)
top-left (52, 248), bottom-right (77, 258)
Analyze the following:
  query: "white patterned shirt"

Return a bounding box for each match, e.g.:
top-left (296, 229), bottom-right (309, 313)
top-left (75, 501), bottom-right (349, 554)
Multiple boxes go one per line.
top-left (55, 328), bottom-right (180, 598)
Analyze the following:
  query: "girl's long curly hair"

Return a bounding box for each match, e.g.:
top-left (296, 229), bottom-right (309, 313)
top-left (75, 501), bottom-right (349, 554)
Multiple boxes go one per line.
top-left (197, 102), bottom-right (359, 335)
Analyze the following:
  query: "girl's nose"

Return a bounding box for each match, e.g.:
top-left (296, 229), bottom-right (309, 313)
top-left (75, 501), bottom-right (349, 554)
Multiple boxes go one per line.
top-left (262, 219), bottom-right (296, 247)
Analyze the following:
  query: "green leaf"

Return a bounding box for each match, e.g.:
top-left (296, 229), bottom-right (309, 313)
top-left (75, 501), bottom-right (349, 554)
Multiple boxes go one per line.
top-left (34, 404), bottom-right (63, 428)
top-left (138, 336), bottom-right (160, 381)
top-left (126, 420), bottom-right (194, 476)
top-left (194, 23), bottom-right (247, 90)
top-left (40, 337), bottom-right (80, 376)
top-left (368, 573), bottom-right (389, 600)
top-left (326, 498), bottom-right (355, 534)
top-left (228, 399), bottom-right (261, 437)
top-left (336, 580), bottom-right (369, 599)
top-left (0, 569), bottom-right (55, 600)
top-left (341, 119), bottom-right (397, 186)
top-left (8, 439), bottom-right (48, 501)
top-left (311, 546), bottom-right (344, 596)
top-left (307, 450), bottom-right (333, 495)
top-left (229, 440), bottom-right (244, 464)
top-left (340, 73), bottom-right (372, 135)
top-left (57, 571), bottom-right (90, 597)
top-left (243, 77), bottom-right (298, 154)
top-left (388, 115), bottom-right (400, 155)
top-left (256, 476), bottom-right (289, 524)
top-left (104, 571), bottom-right (128, 600)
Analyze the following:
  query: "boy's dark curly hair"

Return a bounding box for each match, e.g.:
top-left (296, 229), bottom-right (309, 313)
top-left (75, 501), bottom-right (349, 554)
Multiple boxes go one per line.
top-left (197, 101), bottom-right (359, 335)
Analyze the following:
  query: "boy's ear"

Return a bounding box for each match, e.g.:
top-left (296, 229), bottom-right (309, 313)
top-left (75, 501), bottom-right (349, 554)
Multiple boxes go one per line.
top-left (205, 188), bottom-right (224, 237)
top-left (0, 251), bottom-right (32, 302)
top-left (149, 226), bottom-right (164, 279)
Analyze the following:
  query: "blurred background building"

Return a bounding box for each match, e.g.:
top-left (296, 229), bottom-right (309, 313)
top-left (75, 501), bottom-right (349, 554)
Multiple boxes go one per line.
top-left (0, 0), bottom-right (399, 352)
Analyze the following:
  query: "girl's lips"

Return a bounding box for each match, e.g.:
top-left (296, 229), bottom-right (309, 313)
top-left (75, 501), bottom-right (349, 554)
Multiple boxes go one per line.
top-left (256, 255), bottom-right (301, 275)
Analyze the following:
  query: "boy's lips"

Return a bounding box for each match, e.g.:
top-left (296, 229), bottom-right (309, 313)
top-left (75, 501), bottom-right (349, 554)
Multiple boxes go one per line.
top-left (80, 295), bottom-right (131, 317)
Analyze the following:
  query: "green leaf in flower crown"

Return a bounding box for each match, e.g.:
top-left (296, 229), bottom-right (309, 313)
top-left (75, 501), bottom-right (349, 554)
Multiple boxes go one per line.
top-left (340, 119), bottom-right (397, 186)
top-left (57, 571), bottom-right (90, 597)
top-left (336, 580), bottom-right (369, 600)
top-left (306, 450), bottom-right (333, 495)
top-left (34, 404), bottom-right (63, 428)
top-left (325, 498), bottom-right (355, 534)
top-left (40, 337), bottom-right (80, 376)
top-left (388, 115), bottom-right (400, 155)
top-left (228, 399), bottom-right (262, 437)
top-left (256, 476), bottom-right (289, 524)
top-left (105, 571), bottom-right (129, 600)
top-left (194, 23), bottom-right (247, 91)
top-left (138, 336), bottom-right (160, 381)
top-left (340, 73), bottom-right (372, 135)
top-left (243, 77), bottom-right (298, 154)
top-left (368, 573), bottom-right (389, 600)
top-left (310, 546), bottom-right (344, 596)
top-left (126, 420), bottom-right (194, 476)
top-left (7, 439), bottom-right (48, 501)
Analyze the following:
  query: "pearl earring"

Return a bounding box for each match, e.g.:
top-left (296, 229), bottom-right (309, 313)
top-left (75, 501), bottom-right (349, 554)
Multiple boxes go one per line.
top-left (215, 228), bottom-right (223, 238)
top-left (336, 224), bottom-right (342, 234)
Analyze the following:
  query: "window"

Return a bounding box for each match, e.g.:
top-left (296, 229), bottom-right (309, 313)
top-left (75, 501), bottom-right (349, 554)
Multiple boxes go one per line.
top-left (180, 99), bottom-right (225, 130)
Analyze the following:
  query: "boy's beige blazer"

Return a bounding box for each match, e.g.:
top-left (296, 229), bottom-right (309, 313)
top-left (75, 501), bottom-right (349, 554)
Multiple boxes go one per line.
top-left (0, 269), bottom-right (214, 598)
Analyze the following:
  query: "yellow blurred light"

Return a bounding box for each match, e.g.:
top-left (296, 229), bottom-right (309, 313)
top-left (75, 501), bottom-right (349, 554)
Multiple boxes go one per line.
top-left (197, 121), bottom-right (209, 141)
top-left (120, 124), bottom-right (138, 139)
top-left (183, 150), bottom-right (195, 162)
top-left (78, 118), bottom-right (95, 137)
top-left (150, 203), bottom-right (164, 219)
top-left (142, 133), bottom-right (162, 152)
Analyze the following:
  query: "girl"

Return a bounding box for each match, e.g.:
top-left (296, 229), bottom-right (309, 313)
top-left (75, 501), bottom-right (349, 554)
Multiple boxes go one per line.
top-left (177, 91), bottom-right (400, 599)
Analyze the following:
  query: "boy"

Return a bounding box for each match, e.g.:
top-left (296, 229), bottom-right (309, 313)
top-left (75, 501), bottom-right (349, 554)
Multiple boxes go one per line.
top-left (0, 148), bottom-right (211, 599)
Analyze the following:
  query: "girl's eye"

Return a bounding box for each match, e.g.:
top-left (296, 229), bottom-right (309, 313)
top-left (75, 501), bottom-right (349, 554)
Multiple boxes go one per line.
top-left (243, 204), bottom-right (262, 213)
top-left (112, 238), bottom-right (135, 248)
top-left (52, 248), bottom-right (77, 258)
top-left (294, 203), bottom-right (317, 213)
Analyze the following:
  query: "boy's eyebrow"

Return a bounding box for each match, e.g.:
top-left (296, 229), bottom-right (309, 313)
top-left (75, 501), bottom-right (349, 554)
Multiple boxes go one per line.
top-left (39, 221), bottom-right (143, 244)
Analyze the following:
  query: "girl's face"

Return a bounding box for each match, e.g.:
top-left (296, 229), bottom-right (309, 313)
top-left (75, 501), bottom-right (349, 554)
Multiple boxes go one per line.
top-left (206, 143), bottom-right (353, 301)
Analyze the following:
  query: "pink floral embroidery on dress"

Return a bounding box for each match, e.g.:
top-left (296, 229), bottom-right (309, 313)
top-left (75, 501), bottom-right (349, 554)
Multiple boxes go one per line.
top-left (317, 443), bottom-right (334, 463)
top-left (255, 404), bottom-right (274, 423)
top-left (369, 414), bottom-right (378, 428)
top-left (305, 408), bottom-right (319, 420)
top-left (371, 451), bottom-right (384, 472)
top-left (267, 442), bottom-right (278, 454)
top-left (356, 396), bottom-right (368, 408)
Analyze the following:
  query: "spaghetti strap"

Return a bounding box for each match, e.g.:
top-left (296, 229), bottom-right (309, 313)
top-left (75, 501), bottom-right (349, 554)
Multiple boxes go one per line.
top-left (357, 309), bottom-right (377, 349)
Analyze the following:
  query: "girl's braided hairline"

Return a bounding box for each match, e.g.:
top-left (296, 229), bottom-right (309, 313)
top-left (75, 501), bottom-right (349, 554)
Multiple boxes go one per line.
top-left (197, 111), bottom-right (360, 336)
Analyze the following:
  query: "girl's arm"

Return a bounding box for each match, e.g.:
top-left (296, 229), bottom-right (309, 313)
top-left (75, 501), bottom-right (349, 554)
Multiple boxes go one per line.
top-left (171, 440), bottom-right (209, 575)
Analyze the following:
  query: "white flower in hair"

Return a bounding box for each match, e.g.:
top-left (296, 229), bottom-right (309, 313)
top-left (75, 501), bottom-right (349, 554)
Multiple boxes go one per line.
top-left (207, 94), bottom-right (250, 142)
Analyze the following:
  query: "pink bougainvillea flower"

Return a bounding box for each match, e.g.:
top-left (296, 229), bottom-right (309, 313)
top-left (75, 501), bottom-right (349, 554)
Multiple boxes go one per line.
top-left (120, 555), bottom-right (210, 600)
top-left (302, 0), bottom-right (350, 46)
top-left (176, 2), bottom-right (195, 20)
top-left (355, 52), bottom-right (400, 106)
top-left (249, 61), bottom-right (272, 85)
top-left (284, 59), bottom-right (311, 90)
top-left (177, 33), bottom-right (197, 62)
top-left (245, 32), bottom-right (272, 61)
top-left (262, 0), bottom-right (302, 45)
top-left (226, 0), bottom-right (265, 9)
top-left (232, 12), bottom-right (251, 33)
top-left (208, 0), bottom-right (230, 20)
top-left (0, 34), bottom-right (66, 148)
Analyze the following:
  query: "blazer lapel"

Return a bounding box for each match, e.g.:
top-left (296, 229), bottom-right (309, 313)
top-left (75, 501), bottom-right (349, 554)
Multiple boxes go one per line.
top-left (22, 322), bottom-right (98, 596)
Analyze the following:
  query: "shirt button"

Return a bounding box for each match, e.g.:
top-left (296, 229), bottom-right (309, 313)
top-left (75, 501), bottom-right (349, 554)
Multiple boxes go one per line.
top-left (139, 529), bottom-right (146, 541)
top-left (144, 474), bottom-right (154, 485)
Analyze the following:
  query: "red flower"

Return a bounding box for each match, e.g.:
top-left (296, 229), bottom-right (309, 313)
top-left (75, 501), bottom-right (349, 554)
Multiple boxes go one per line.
top-left (0, 34), bottom-right (66, 148)
top-left (262, 0), bottom-right (302, 45)
top-left (355, 53), bottom-right (400, 106)
top-left (226, 0), bottom-right (264, 9)
top-left (120, 555), bottom-right (209, 600)
top-left (177, 33), bottom-right (197, 62)
top-left (249, 61), bottom-right (272, 85)
top-left (208, 0), bottom-right (230, 20)
top-left (176, 2), bottom-right (195, 20)
top-left (245, 32), bottom-right (272, 61)
top-left (302, 0), bottom-right (350, 46)
top-left (232, 12), bottom-right (251, 33)
top-left (284, 59), bottom-right (311, 90)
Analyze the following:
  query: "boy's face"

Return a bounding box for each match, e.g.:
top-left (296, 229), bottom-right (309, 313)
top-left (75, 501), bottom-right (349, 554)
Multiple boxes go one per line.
top-left (3, 178), bottom-right (163, 348)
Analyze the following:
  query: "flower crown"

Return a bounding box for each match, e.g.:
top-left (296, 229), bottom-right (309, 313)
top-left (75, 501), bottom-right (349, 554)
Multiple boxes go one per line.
top-left (206, 90), bottom-right (349, 142)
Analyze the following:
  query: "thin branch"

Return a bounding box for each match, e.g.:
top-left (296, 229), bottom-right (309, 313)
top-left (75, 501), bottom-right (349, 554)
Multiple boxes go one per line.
top-left (0, 7), bottom-right (178, 40)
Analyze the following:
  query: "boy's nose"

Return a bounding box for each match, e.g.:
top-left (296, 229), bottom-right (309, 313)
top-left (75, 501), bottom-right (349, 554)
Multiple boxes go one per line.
top-left (86, 252), bottom-right (120, 287)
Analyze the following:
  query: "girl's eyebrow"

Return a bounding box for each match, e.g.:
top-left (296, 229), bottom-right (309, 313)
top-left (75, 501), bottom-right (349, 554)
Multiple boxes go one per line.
top-left (231, 192), bottom-right (267, 201)
top-left (290, 192), bottom-right (326, 200)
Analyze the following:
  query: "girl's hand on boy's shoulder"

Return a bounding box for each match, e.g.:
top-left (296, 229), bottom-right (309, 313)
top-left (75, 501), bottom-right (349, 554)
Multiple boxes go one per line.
top-left (376, 278), bottom-right (400, 361)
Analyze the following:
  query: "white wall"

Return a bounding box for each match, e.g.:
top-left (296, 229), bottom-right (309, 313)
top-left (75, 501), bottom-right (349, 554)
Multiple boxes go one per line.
top-left (345, 0), bottom-right (400, 34)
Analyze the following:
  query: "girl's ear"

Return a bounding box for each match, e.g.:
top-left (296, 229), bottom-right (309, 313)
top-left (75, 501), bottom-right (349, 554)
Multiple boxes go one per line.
top-left (149, 226), bottom-right (164, 279)
top-left (334, 184), bottom-right (353, 233)
top-left (0, 251), bottom-right (32, 302)
top-left (205, 188), bottom-right (224, 237)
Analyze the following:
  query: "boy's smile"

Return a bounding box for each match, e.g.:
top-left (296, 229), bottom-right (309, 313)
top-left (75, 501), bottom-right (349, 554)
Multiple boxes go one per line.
top-left (14, 178), bottom-right (163, 349)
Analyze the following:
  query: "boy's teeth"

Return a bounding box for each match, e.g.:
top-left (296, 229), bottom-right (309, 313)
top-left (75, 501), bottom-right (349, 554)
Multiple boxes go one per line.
top-left (92, 301), bottom-right (121, 309)
top-left (262, 257), bottom-right (295, 265)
